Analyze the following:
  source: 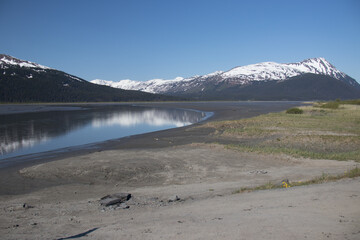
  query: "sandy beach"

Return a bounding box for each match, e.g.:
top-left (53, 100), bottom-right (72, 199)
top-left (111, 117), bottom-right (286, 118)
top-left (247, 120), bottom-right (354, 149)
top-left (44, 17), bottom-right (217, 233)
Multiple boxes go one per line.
top-left (0, 102), bottom-right (359, 240)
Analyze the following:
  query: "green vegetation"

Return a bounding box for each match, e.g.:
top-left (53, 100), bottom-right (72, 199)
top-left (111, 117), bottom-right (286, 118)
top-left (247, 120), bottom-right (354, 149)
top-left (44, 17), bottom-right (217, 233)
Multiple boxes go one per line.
top-left (226, 145), bottom-right (360, 161)
top-left (340, 99), bottom-right (360, 105)
top-left (286, 107), bottom-right (303, 114)
top-left (233, 167), bottom-right (360, 194)
top-left (313, 99), bottom-right (360, 109)
top-left (319, 101), bottom-right (340, 109)
top-left (233, 182), bottom-right (278, 193)
top-left (291, 167), bottom-right (360, 186)
top-left (205, 101), bottom-right (360, 162)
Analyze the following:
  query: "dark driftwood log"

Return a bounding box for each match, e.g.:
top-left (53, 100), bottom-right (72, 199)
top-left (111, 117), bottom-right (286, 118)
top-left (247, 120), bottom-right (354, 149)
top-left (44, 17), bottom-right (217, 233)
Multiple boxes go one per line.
top-left (100, 193), bottom-right (132, 206)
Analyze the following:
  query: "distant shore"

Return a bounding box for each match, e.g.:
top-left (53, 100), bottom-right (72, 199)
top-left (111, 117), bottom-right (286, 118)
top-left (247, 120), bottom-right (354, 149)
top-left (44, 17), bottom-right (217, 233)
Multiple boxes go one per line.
top-left (0, 101), bottom-right (302, 116)
top-left (0, 103), bottom-right (87, 115)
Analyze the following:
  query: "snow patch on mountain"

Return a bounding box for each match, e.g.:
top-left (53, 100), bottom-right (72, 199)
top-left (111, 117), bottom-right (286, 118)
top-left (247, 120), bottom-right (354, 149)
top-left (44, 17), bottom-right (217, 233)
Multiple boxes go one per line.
top-left (0, 54), bottom-right (88, 83)
top-left (0, 54), bottom-right (50, 70)
top-left (64, 74), bottom-right (83, 82)
top-left (201, 70), bottom-right (224, 78)
top-left (221, 62), bottom-right (299, 81)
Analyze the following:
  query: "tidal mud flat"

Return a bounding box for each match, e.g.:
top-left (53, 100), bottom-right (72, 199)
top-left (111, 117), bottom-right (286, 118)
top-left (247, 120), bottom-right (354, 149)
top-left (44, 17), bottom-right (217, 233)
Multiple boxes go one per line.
top-left (0, 101), bottom-right (359, 240)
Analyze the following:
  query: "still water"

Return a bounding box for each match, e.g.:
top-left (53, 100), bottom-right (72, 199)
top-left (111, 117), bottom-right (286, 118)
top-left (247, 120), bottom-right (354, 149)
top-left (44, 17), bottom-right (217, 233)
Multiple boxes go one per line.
top-left (0, 105), bottom-right (210, 160)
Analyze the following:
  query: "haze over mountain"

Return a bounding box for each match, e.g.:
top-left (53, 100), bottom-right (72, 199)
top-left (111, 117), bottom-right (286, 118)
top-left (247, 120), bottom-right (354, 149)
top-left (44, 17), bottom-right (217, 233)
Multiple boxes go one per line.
top-left (0, 54), bottom-right (178, 103)
top-left (91, 57), bottom-right (360, 101)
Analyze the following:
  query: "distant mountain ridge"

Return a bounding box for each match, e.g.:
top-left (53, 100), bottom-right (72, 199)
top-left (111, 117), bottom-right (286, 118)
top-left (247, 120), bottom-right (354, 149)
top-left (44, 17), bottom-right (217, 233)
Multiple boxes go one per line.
top-left (0, 54), bottom-right (178, 102)
top-left (91, 57), bottom-right (360, 100)
top-left (1, 54), bottom-right (359, 102)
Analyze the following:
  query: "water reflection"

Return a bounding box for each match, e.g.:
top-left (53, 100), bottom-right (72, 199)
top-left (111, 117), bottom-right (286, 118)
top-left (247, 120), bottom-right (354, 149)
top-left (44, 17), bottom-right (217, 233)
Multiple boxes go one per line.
top-left (92, 108), bottom-right (203, 127)
top-left (0, 106), bottom-right (208, 159)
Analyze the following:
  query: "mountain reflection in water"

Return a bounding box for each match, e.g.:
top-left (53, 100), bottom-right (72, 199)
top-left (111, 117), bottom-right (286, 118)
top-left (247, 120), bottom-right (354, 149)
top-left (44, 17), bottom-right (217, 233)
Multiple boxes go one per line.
top-left (0, 106), bottom-right (208, 160)
top-left (91, 108), bottom-right (200, 127)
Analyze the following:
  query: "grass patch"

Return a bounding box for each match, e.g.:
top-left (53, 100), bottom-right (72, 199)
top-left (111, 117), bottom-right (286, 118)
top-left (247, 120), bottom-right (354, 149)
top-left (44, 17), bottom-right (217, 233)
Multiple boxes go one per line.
top-left (233, 167), bottom-right (360, 194)
top-left (319, 101), bottom-right (340, 109)
top-left (286, 107), bottom-right (303, 114)
top-left (314, 99), bottom-right (360, 109)
top-left (226, 144), bottom-right (360, 161)
top-left (336, 99), bottom-right (360, 105)
top-left (204, 103), bottom-right (360, 162)
top-left (234, 182), bottom-right (278, 194)
top-left (208, 105), bottom-right (360, 136)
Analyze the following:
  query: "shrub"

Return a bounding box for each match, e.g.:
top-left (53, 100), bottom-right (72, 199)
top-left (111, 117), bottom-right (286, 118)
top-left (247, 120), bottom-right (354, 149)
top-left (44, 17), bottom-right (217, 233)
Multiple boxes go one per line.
top-left (286, 107), bottom-right (303, 114)
top-left (320, 101), bottom-right (340, 109)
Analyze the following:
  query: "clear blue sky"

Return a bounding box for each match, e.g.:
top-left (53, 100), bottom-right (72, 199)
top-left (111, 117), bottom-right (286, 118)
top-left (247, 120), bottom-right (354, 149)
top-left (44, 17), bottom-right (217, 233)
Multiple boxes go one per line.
top-left (1, 0), bottom-right (359, 82)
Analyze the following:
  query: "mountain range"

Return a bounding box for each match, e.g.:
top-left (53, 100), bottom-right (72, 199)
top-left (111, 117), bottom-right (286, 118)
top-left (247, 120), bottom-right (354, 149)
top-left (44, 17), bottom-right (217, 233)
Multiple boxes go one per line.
top-left (0, 54), bottom-right (177, 102)
top-left (1, 54), bottom-right (359, 102)
top-left (92, 58), bottom-right (360, 100)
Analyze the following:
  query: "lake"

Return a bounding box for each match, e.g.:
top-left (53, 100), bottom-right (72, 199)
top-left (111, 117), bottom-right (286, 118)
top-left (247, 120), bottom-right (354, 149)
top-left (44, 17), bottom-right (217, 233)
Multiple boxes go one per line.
top-left (0, 105), bottom-right (211, 161)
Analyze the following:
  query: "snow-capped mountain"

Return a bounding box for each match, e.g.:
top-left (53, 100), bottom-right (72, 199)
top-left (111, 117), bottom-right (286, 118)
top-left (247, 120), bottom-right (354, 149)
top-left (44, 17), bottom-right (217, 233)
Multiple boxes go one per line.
top-left (0, 54), bottom-right (177, 102)
top-left (1, 54), bottom-right (359, 101)
top-left (221, 57), bottom-right (347, 81)
top-left (91, 58), bottom-right (358, 96)
top-left (92, 76), bottom-right (191, 94)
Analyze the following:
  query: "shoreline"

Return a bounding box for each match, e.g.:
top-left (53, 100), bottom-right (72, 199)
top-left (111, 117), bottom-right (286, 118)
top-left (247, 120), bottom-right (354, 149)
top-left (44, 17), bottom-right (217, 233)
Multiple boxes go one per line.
top-left (2, 101), bottom-right (359, 240)
top-left (0, 101), bottom-right (303, 196)
top-left (0, 101), bottom-right (302, 171)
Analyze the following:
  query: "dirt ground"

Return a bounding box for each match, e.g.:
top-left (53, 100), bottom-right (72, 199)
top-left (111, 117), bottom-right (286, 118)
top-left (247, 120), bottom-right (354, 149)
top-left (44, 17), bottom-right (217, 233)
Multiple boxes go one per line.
top-left (0, 102), bottom-right (359, 240)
